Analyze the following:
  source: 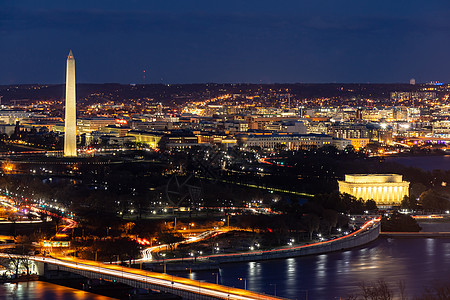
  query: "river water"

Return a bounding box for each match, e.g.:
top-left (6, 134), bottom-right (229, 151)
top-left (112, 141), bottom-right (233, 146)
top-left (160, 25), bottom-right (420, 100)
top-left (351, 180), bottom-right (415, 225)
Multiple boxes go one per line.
top-left (0, 281), bottom-right (112, 300)
top-left (2, 237), bottom-right (448, 300)
top-left (186, 236), bottom-right (450, 299)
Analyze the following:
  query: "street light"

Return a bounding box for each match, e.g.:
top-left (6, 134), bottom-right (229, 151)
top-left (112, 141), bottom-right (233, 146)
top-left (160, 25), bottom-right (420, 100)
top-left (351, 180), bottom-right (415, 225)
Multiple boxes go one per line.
top-left (238, 277), bottom-right (246, 290)
top-left (212, 272), bottom-right (219, 285)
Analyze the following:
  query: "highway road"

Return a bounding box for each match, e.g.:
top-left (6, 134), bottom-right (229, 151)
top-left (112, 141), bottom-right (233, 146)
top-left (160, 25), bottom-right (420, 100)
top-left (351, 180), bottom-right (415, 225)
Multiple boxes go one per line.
top-left (0, 253), bottom-right (283, 300)
top-left (139, 230), bottom-right (224, 262)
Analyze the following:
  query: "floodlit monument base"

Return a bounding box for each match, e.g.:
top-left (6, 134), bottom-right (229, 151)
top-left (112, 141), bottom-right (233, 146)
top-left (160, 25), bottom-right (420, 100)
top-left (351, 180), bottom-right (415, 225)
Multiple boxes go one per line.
top-left (338, 174), bottom-right (409, 206)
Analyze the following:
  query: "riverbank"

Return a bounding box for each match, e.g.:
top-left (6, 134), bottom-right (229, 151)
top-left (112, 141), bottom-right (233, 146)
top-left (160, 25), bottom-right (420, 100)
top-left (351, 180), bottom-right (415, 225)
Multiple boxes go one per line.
top-left (209, 218), bottom-right (380, 264)
top-left (0, 274), bottom-right (39, 284)
top-left (380, 217), bottom-right (450, 238)
top-left (380, 232), bottom-right (450, 238)
top-left (146, 218), bottom-right (380, 269)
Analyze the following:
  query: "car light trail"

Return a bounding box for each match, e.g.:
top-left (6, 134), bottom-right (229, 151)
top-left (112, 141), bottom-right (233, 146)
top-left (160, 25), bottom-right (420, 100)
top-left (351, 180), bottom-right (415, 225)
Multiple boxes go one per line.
top-left (152, 217), bottom-right (381, 263)
top-left (138, 230), bottom-right (224, 262)
top-left (412, 215), bottom-right (444, 219)
top-left (0, 254), bottom-right (283, 300)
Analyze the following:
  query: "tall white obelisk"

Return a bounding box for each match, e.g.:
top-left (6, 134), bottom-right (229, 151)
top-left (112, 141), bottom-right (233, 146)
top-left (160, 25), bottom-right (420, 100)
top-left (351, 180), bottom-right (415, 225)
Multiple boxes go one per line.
top-left (64, 50), bottom-right (77, 157)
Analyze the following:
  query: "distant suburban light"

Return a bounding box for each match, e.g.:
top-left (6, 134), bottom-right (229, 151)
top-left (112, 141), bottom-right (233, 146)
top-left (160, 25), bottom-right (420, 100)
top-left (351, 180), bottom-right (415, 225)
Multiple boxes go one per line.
top-left (115, 119), bottom-right (127, 125)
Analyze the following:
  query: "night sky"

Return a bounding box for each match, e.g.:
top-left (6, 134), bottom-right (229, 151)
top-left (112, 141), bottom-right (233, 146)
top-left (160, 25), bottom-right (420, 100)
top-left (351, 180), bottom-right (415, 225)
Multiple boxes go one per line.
top-left (2, 0), bottom-right (450, 84)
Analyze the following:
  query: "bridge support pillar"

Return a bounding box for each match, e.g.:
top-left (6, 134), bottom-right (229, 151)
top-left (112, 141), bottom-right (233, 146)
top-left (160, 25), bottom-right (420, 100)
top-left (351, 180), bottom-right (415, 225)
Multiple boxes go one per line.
top-left (35, 261), bottom-right (46, 277)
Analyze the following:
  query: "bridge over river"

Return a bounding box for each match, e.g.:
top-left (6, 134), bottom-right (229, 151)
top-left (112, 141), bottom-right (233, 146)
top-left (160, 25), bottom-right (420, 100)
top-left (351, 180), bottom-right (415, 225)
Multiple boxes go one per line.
top-left (0, 254), bottom-right (284, 300)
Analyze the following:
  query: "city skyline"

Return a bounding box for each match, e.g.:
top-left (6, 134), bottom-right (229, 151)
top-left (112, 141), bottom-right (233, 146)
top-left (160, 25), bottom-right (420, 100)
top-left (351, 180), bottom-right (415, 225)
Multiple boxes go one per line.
top-left (3, 2), bottom-right (450, 299)
top-left (3, 1), bottom-right (450, 84)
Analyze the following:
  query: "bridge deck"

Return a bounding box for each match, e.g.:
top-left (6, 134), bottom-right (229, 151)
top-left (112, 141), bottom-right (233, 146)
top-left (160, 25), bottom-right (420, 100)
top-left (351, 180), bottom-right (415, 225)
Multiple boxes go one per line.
top-left (2, 254), bottom-right (284, 300)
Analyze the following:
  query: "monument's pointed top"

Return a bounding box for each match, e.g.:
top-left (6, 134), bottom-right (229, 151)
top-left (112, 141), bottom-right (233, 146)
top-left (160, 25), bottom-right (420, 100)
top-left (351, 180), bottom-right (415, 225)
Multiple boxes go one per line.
top-left (68, 50), bottom-right (74, 59)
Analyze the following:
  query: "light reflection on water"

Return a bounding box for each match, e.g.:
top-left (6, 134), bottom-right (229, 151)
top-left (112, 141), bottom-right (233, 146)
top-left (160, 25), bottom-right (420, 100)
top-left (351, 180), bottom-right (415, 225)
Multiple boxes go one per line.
top-left (0, 281), bottom-right (112, 300)
top-left (1, 239), bottom-right (449, 299)
top-left (184, 238), bottom-right (450, 299)
top-left (285, 258), bottom-right (296, 288)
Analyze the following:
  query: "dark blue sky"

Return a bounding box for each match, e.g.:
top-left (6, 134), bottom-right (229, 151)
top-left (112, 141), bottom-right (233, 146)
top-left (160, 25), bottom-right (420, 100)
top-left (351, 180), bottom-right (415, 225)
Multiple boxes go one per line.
top-left (2, 0), bottom-right (450, 84)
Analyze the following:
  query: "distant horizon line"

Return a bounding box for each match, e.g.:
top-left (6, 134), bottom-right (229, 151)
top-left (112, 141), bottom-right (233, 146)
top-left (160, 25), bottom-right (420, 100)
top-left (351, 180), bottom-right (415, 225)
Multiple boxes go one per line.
top-left (0, 82), bottom-right (435, 86)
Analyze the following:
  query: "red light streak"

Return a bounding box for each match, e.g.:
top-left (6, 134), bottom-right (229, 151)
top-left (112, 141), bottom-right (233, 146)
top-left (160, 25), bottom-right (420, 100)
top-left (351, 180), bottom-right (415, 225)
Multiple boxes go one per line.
top-left (155, 217), bottom-right (381, 263)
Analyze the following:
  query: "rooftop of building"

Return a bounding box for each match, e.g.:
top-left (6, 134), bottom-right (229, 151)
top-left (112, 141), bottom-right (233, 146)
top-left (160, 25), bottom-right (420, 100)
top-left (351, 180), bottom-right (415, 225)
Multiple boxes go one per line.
top-left (246, 132), bottom-right (331, 138)
top-left (127, 130), bottom-right (165, 136)
top-left (78, 117), bottom-right (116, 121)
top-left (342, 174), bottom-right (406, 184)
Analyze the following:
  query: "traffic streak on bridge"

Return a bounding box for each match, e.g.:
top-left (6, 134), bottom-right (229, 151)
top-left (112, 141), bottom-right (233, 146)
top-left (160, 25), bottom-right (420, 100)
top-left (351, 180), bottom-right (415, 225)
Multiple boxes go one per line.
top-left (0, 254), bottom-right (283, 300)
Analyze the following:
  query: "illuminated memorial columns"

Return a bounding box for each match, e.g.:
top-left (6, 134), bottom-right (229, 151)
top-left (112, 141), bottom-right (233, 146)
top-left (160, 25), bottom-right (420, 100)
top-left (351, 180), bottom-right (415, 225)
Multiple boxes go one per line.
top-left (338, 174), bottom-right (409, 206)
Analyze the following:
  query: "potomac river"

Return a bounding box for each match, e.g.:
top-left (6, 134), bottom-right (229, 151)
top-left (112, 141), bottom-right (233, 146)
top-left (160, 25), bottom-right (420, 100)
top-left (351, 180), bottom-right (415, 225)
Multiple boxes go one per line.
top-left (1, 224), bottom-right (450, 299)
top-left (184, 235), bottom-right (450, 299)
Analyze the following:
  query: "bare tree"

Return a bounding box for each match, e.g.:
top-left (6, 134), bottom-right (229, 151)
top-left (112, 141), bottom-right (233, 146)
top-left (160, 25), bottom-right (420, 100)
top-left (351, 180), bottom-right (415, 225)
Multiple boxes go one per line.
top-left (398, 281), bottom-right (407, 300)
top-left (359, 280), bottom-right (393, 300)
top-left (418, 283), bottom-right (450, 300)
top-left (1, 254), bottom-right (33, 278)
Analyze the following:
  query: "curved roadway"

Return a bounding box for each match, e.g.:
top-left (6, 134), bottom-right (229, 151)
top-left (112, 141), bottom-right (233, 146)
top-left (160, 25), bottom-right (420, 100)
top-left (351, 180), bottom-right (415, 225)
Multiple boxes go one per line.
top-left (0, 254), bottom-right (283, 300)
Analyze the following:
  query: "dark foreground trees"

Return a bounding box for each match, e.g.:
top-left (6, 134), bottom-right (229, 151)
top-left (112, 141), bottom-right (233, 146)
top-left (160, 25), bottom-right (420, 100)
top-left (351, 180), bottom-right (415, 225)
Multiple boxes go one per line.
top-left (419, 190), bottom-right (450, 212)
top-left (381, 212), bottom-right (421, 232)
top-left (346, 280), bottom-right (450, 300)
top-left (72, 238), bottom-right (142, 264)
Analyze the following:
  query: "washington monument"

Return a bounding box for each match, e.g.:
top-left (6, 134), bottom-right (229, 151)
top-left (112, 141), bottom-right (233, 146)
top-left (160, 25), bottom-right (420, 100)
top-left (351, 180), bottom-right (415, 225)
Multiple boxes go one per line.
top-left (64, 50), bottom-right (77, 157)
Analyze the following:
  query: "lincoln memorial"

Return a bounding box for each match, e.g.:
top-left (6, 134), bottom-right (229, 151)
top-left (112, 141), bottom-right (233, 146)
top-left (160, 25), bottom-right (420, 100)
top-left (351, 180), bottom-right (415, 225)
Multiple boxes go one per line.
top-left (338, 174), bottom-right (409, 206)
